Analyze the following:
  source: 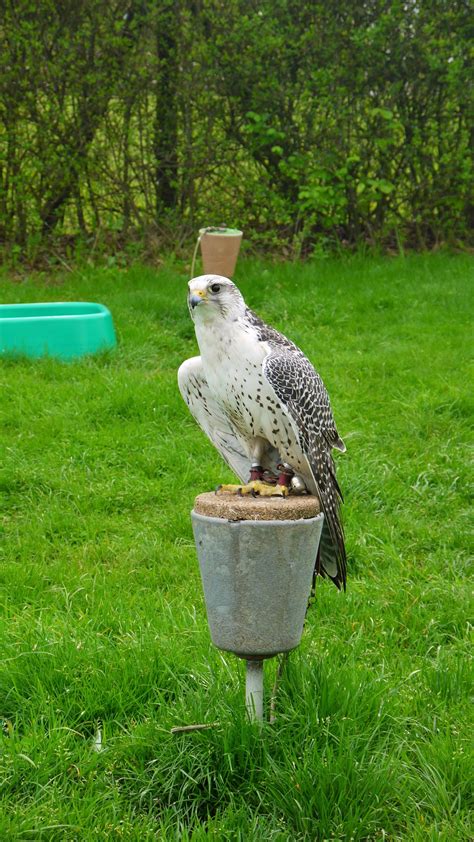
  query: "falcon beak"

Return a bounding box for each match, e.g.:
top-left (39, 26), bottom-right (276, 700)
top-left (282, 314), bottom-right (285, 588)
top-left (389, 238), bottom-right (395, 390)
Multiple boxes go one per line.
top-left (189, 290), bottom-right (207, 309)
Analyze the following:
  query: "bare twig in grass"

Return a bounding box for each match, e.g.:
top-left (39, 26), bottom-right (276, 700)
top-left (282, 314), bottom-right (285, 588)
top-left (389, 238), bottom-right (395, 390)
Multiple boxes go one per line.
top-left (171, 722), bottom-right (219, 734)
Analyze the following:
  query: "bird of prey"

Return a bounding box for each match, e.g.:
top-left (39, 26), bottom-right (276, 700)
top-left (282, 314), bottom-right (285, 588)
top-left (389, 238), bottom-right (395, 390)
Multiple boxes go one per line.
top-left (178, 274), bottom-right (347, 590)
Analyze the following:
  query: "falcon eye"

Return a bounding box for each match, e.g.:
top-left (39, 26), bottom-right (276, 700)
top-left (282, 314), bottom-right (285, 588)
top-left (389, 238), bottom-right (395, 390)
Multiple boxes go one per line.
top-left (210, 283), bottom-right (221, 294)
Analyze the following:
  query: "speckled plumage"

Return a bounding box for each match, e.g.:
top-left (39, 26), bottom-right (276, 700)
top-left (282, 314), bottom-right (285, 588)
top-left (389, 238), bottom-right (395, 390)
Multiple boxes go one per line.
top-left (178, 275), bottom-right (347, 589)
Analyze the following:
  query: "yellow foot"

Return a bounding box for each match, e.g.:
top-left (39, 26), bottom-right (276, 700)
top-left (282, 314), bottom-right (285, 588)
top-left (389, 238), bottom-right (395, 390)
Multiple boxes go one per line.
top-left (215, 481), bottom-right (290, 498)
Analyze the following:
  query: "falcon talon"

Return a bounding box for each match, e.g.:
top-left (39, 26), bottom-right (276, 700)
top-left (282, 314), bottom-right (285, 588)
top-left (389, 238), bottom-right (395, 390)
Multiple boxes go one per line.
top-left (215, 483), bottom-right (246, 495)
top-left (271, 487), bottom-right (290, 498)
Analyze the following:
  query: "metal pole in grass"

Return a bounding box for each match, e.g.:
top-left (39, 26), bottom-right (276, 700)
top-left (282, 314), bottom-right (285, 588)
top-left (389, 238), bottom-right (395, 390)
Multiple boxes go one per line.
top-left (190, 492), bottom-right (324, 726)
top-left (245, 660), bottom-right (264, 722)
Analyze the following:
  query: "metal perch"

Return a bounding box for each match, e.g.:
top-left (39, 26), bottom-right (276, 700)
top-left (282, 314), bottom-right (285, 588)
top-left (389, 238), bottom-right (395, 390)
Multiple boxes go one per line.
top-left (191, 492), bottom-right (323, 724)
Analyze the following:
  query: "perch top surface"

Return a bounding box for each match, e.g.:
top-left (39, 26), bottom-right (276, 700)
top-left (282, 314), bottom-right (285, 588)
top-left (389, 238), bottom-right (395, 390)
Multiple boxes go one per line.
top-left (193, 491), bottom-right (320, 522)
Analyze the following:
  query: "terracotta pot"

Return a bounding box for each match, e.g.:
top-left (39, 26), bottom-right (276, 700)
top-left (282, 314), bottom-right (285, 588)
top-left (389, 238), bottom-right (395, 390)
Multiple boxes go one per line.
top-left (199, 227), bottom-right (243, 278)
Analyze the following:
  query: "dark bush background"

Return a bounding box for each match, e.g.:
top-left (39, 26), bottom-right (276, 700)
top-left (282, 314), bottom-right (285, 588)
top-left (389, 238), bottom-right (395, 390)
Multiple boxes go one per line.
top-left (0, 0), bottom-right (472, 260)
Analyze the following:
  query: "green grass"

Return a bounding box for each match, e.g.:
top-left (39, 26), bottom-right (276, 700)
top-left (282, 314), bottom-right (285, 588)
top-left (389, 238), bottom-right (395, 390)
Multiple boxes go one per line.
top-left (0, 254), bottom-right (472, 840)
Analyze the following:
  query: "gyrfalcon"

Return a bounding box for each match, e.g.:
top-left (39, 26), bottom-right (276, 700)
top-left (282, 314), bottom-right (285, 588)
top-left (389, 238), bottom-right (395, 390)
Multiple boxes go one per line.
top-left (178, 274), bottom-right (347, 590)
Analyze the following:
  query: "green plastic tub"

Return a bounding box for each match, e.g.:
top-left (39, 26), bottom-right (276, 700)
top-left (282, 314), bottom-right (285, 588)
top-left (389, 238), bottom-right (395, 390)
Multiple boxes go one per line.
top-left (0, 302), bottom-right (117, 360)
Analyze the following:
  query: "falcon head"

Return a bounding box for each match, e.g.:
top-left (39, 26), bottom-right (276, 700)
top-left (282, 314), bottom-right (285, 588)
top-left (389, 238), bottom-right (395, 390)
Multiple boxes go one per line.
top-left (187, 275), bottom-right (245, 321)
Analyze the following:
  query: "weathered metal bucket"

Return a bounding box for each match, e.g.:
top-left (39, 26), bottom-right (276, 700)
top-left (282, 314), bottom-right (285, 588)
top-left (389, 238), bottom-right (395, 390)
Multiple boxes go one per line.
top-left (191, 493), bottom-right (323, 721)
top-left (192, 512), bottom-right (323, 659)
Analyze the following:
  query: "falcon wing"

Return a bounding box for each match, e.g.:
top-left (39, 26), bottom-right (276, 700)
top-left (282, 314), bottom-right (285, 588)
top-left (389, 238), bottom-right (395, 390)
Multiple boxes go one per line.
top-left (263, 348), bottom-right (347, 590)
top-left (178, 356), bottom-right (250, 483)
top-left (179, 356), bottom-right (282, 485)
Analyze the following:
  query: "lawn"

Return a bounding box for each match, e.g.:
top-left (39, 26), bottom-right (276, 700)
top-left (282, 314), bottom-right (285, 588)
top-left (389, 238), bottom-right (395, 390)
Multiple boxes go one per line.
top-left (0, 254), bottom-right (472, 840)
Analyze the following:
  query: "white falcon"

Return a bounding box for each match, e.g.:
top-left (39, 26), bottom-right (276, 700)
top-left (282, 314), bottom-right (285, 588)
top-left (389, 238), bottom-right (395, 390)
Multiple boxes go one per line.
top-left (178, 274), bottom-right (347, 590)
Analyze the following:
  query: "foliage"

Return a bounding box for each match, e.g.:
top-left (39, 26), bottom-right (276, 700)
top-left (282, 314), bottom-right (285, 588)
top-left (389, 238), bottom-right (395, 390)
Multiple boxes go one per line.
top-left (0, 1), bottom-right (472, 260)
top-left (0, 255), bottom-right (472, 838)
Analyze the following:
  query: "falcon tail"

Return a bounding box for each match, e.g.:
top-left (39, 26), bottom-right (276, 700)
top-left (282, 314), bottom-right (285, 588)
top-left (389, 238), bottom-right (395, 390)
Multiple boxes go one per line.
top-left (314, 517), bottom-right (347, 591)
top-left (309, 449), bottom-right (347, 591)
